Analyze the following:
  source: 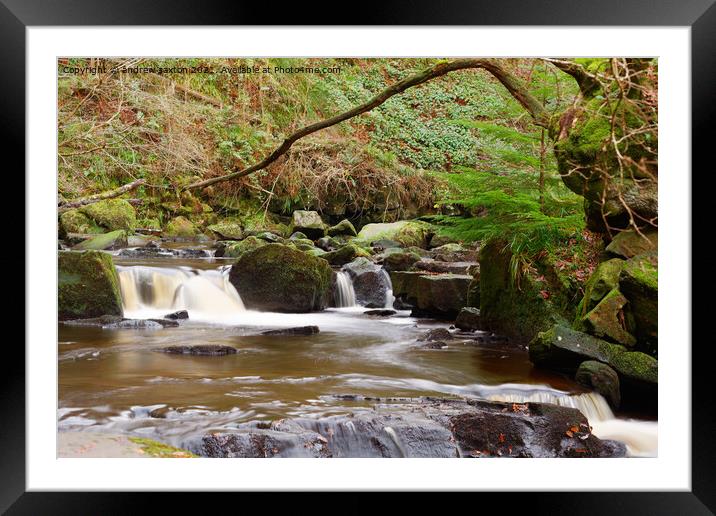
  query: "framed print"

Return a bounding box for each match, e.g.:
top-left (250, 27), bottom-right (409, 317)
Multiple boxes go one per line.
top-left (6, 0), bottom-right (713, 511)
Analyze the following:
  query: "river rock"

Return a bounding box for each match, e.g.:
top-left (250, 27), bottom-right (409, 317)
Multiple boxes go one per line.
top-left (78, 199), bottom-right (137, 232)
top-left (163, 216), bottom-right (199, 239)
top-left (207, 220), bottom-right (244, 240)
top-left (580, 288), bottom-right (637, 347)
top-left (59, 251), bottom-right (123, 320)
top-left (117, 247), bottom-right (211, 258)
top-left (414, 274), bottom-right (472, 319)
top-left (430, 243), bottom-right (477, 262)
top-left (289, 231), bottom-right (309, 240)
top-left (381, 250), bottom-right (422, 272)
top-left (357, 220), bottom-right (432, 248)
top-left (158, 345), bottom-right (237, 356)
top-left (62, 315), bottom-right (166, 329)
top-left (218, 236), bottom-right (267, 259)
top-left (428, 233), bottom-right (461, 249)
top-left (342, 257), bottom-right (392, 308)
top-left (164, 310), bottom-right (189, 320)
top-left (261, 326), bottom-right (320, 336)
top-left (389, 271), bottom-right (427, 307)
top-left (417, 328), bottom-right (453, 341)
top-left (322, 244), bottom-right (371, 266)
top-left (364, 309), bottom-right (396, 317)
top-left (72, 229), bottom-right (128, 251)
top-left (576, 361), bottom-right (621, 409)
top-left (327, 219), bottom-right (357, 237)
top-left (59, 209), bottom-right (103, 237)
top-left (619, 252), bottom-right (658, 356)
top-left (370, 238), bottom-right (402, 251)
top-left (316, 236), bottom-right (340, 251)
top-left (182, 398), bottom-right (625, 458)
top-left (255, 231), bottom-right (284, 243)
top-left (455, 307), bottom-right (481, 331)
top-left (606, 229), bottom-right (657, 259)
top-left (291, 210), bottom-right (327, 240)
top-left (414, 259), bottom-right (476, 275)
top-left (230, 244), bottom-right (332, 312)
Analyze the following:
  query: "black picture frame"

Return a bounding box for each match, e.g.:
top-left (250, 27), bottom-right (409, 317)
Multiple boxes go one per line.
top-left (6, 0), bottom-right (712, 512)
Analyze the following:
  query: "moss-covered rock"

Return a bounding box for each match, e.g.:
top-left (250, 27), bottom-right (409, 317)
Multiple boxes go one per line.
top-left (382, 250), bottom-right (422, 272)
top-left (479, 241), bottom-right (567, 344)
top-left (575, 361), bottom-right (621, 409)
top-left (79, 199), bottom-right (137, 232)
top-left (580, 288), bottom-right (637, 347)
top-left (163, 216), bottom-right (199, 238)
top-left (428, 232), bottom-right (461, 249)
top-left (619, 252), bottom-right (658, 356)
top-left (430, 243), bottom-right (477, 262)
top-left (322, 243), bottom-right (371, 266)
top-left (229, 244), bottom-right (332, 312)
top-left (255, 231), bottom-right (285, 244)
top-left (72, 230), bottom-right (128, 251)
top-left (289, 231), bottom-right (309, 240)
top-left (389, 271), bottom-right (427, 307)
top-left (59, 209), bottom-right (103, 237)
top-left (415, 274), bottom-right (472, 319)
top-left (220, 236), bottom-right (267, 259)
top-left (327, 219), bottom-right (357, 237)
top-left (576, 258), bottom-right (625, 318)
top-left (207, 220), bottom-right (244, 240)
top-left (58, 250), bottom-right (123, 320)
top-left (291, 210), bottom-right (327, 240)
top-left (466, 276), bottom-right (480, 308)
top-left (606, 229), bottom-right (657, 259)
top-left (357, 220), bottom-right (432, 248)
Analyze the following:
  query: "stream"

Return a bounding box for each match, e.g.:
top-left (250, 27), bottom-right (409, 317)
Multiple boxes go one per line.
top-left (58, 251), bottom-right (657, 457)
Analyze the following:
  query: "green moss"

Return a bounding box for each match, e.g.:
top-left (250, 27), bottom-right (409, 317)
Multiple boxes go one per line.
top-left (222, 236), bottom-right (267, 259)
top-left (356, 220), bottom-right (432, 248)
top-left (581, 287), bottom-right (636, 347)
top-left (163, 216), bottom-right (199, 238)
top-left (58, 250), bottom-right (123, 320)
top-left (79, 199), bottom-right (137, 231)
top-left (72, 230), bottom-right (128, 251)
top-left (128, 437), bottom-right (196, 458)
top-left (577, 258), bottom-right (625, 318)
top-left (609, 350), bottom-right (658, 384)
top-left (207, 219), bottom-right (244, 240)
top-left (59, 210), bottom-right (103, 236)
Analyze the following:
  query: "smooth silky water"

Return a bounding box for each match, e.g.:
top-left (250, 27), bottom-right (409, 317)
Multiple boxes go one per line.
top-left (58, 255), bottom-right (657, 456)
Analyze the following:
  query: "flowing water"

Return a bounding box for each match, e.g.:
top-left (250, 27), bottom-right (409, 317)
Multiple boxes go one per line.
top-left (58, 254), bottom-right (657, 457)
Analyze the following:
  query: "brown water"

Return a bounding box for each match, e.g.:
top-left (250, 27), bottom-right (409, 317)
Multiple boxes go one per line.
top-left (58, 255), bottom-right (657, 456)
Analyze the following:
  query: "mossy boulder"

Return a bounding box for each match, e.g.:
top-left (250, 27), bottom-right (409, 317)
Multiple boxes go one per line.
top-left (575, 361), bottom-right (621, 409)
top-left (163, 216), bottom-right (199, 239)
top-left (619, 252), bottom-right (658, 356)
top-left (291, 210), bottom-right (327, 240)
top-left (382, 250), bottom-right (422, 272)
top-left (430, 243), bottom-right (477, 262)
top-left (606, 229), bottom-right (658, 259)
top-left (415, 274), bottom-right (472, 319)
top-left (322, 244), bottom-right (371, 266)
top-left (580, 288), bottom-right (637, 347)
top-left (255, 231), bottom-right (285, 243)
top-left (389, 271), bottom-right (427, 307)
top-left (58, 250), bottom-right (123, 320)
top-left (327, 219), bottom-right (357, 237)
top-left (576, 258), bottom-right (625, 317)
top-left (289, 231), bottom-right (309, 240)
top-left (79, 199), bottom-right (137, 232)
top-left (207, 220), bottom-right (244, 240)
top-left (479, 241), bottom-right (567, 344)
top-left (229, 244), bottom-right (332, 312)
top-left (72, 230), bottom-right (128, 251)
top-left (316, 236), bottom-right (340, 251)
top-left (428, 233), bottom-right (460, 249)
top-left (357, 220), bottom-right (432, 248)
top-left (59, 210), bottom-right (103, 237)
top-left (219, 236), bottom-right (267, 259)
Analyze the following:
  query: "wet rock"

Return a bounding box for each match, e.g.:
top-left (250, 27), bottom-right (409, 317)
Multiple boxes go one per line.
top-left (158, 345), bottom-right (237, 356)
top-left (117, 247), bottom-right (211, 258)
top-left (148, 318), bottom-right (180, 328)
top-left (59, 251), bottom-right (123, 320)
top-left (327, 219), bottom-right (357, 238)
top-left (230, 244), bottom-right (332, 312)
top-left (606, 229), bottom-right (657, 259)
top-left (392, 298), bottom-right (414, 310)
top-left (164, 310), bottom-right (189, 320)
top-left (127, 234), bottom-right (159, 247)
top-left (316, 236), bottom-right (340, 251)
top-left (291, 210), bottom-right (327, 240)
top-left (455, 307), bottom-right (481, 331)
top-left (185, 398), bottom-right (625, 458)
top-left (576, 361), bottom-right (621, 409)
top-left (62, 315), bottom-right (163, 329)
top-left (364, 309), bottom-right (396, 317)
top-left (261, 326), bottom-right (320, 336)
top-left (414, 274), bottom-right (472, 319)
top-left (72, 230), bottom-right (128, 251)
top-left (389, 271), bottom-right (426, 307)
top-left (421, 341), bottom-right (448, 349)
top-left (417, 328), bottom-right (453, 341)
top-left (342, 257), bottom-right (392, 308)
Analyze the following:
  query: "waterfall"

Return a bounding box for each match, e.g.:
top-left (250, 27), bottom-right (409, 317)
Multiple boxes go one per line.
top-left (379, 269), bottom-right (395, 309)
top-left (333, 271), bottom-right (357, 308)
top-left (117, 265), bottom-right (245, 317)
top-left (484, 388), bottom-right (657, 457)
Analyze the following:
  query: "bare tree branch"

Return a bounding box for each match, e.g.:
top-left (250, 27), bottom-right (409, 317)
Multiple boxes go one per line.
top-left (543, 59), bottom-right (602, 97)
top-left (183, 58), bottom-right (549, 191)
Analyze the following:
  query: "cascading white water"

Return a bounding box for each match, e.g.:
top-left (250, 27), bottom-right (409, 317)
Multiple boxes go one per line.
top-left (484, 387), bottom-right (657, 457)
top-left (117, 265), bottom-right (245, 318)
top-left (333, 271), bottom-right (357, 308)
top-left (379, 269), bottom-right (396, 309)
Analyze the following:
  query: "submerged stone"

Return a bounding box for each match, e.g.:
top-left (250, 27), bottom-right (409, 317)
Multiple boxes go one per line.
top-left (158, 345), bottom-right (238, 356)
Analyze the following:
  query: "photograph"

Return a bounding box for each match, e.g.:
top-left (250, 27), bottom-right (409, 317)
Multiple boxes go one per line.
top-left (56, 56), bottom-right (659, 459)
